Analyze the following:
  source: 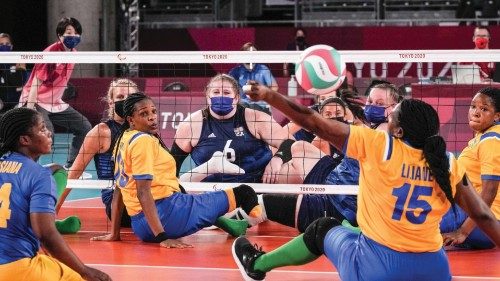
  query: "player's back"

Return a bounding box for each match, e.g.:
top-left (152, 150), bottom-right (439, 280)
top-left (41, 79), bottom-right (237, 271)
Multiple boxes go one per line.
top-left (346, 126), bottom-right (464, 252)
top-left (0, 152), bottom-right (55, 264)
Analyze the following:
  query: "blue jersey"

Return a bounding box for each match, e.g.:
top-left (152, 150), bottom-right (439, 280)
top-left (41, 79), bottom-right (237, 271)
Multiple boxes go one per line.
top-left (228, 64), bottom-right (275, 100)
top-left (0, 152), bottom-right (57, 264)
top-left (324, 157), bottom-right (360, 224)
top-left (94, 119), bottom-right (121, 180)
top-left (190, 106), bottom-right (273, 183)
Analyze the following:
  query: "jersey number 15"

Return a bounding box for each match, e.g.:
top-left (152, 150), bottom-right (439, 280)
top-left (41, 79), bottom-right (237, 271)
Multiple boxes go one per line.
top-left (392, 183), bottom-right (432, 224)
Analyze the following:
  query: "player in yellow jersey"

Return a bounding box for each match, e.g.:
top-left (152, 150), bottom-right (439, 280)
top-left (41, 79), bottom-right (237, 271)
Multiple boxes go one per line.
top-left (90, 93), bottom-right (263, 248)
top-left (441, 87), bottom-right (500, 249)
top-left (232, 83), bottom-right (500, 281)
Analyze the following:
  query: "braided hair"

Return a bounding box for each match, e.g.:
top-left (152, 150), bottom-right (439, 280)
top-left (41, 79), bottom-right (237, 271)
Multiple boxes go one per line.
top-left (0, 108), bottom-right (40, 156)
top-left (398, 99), bottom-right (455, 206)
top-left (112, 92), bottom-right (168, 166)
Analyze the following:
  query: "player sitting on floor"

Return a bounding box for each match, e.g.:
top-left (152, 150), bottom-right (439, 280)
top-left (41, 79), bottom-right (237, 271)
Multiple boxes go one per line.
top-left (90, 92), bottom-right (264, 248)
top-left (232, 82), bottom-right (500, 281)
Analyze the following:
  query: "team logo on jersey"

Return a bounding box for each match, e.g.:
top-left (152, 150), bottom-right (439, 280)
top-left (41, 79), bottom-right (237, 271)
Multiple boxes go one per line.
top-left (234, 127), bottom-right (245, 137)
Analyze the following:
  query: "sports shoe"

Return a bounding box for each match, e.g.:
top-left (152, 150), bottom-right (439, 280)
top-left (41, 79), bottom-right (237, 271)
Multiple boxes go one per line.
top-left (232, 237), bottom-right (266, 281)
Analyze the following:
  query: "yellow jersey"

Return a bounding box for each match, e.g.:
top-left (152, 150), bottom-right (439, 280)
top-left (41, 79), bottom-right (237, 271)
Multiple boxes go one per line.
top-left (458, 123), bottom-right (500, 219)
top-left (345, 126), bottom-right (465, 252)
top-left (114, 130), bottom-right (180, 216)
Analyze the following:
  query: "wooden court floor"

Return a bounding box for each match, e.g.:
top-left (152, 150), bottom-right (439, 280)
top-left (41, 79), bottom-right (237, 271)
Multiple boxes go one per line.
top-left (59, 198), bottom-right (500, 281)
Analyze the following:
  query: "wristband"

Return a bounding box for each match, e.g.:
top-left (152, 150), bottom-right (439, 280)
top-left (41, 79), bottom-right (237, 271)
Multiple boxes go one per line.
top-left (153, 231), bottom-right (168, 243)
top-left (273, 139), bottom-right (295, 163)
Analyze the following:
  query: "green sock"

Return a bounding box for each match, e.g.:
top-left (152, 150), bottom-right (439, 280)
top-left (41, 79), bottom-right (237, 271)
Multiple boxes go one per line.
top-left (214, 216), bottom-right (248, 237)
top-left (253, 234), bottom-right (319, 273)
top-left (55, 215), bottom-right (81, 234)
top-left (342, 219), bottom-right (361, 234)
top-left (52, 169), bottom-right (68, 199)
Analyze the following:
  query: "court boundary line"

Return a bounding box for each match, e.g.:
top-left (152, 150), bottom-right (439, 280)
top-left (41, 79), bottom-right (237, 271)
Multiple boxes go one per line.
top-left (86, 263), bottom-right (500, 279)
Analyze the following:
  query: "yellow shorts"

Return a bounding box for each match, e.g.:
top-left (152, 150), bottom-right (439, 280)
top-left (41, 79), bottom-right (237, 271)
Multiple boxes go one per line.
top-left (0, 254), bottom-right (83, 281)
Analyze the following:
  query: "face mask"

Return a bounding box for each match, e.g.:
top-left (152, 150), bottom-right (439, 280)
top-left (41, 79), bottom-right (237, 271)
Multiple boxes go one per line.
top-left (474, 37), bottom-right (488, 49)
top-left (364, 105), bottom-right (387, 124)
top-left (63, 35), bottom-right (81, 49)
top-left (114, 100), bottom-right (125, 118)
top-left (210, 96), bottom-right (234, 116)
top-left (0, 45), bottom-right (12, 52)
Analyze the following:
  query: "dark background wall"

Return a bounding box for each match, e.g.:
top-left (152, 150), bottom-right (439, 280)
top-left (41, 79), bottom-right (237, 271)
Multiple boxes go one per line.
top-left (0, 0), bottom-right (47, 51)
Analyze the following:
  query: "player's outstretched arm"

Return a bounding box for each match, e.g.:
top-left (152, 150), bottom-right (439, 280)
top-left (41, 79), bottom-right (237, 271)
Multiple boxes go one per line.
top-left (31, 212), bottom-right (112, 281)
top-left (244, 81), bottom-right (349, 150)
top-left (453, 177), bottom-right (500, 247)
top-left (91, 187), bottom-right (123, 242)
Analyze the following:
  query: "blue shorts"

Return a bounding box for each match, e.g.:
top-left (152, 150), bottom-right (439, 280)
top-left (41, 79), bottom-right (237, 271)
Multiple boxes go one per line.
top-left (303, 156), bottom-right (340, 184)
top-left (131, 191), bottom-right (229, 241)
top-left (324, 227), bottom-right (451, 281)
top-left (440, 205), bottom-right (496, 249)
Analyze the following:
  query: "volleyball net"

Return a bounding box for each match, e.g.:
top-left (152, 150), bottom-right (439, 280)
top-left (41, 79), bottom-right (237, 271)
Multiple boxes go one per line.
top-left (1, 49), bottom-right (497, 194)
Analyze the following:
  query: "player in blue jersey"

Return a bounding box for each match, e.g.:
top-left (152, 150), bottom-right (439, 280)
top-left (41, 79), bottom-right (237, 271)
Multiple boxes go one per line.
top-left (56, 79), bottom-right (139, 228)
top-left (90, 93), bottom-right (264, 248)
top-left (250, 94), bottom-right (366, 231)
top-left (233, 82), bottom-right (500, 281)
top-left (172, 74), bottom-right (292, 184)
top-left (0, 107), bottom-right (111, 281)
top-left (441, 87), bottom-right (500, 249)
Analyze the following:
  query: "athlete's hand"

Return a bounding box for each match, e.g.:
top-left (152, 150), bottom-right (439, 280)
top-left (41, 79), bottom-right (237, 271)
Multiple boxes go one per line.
top-left (90, 233), bottom-right (120, 242)
top-left (159, 239), bottom-right (193, 249)
top-left (442, 230), bottom-right (467, 246)
top-left (243, 81), bottom-right (273, 102)
top-left (81, 265), bottom-right (113, 281)
top-left (262, 156), bottom-right (283, 184)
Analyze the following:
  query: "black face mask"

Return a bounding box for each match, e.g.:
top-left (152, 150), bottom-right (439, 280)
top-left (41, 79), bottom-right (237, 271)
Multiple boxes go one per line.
top-left (114, 100), bottom-right (125, 118)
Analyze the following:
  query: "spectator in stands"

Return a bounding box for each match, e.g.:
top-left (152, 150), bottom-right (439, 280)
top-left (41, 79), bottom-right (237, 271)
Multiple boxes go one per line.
top-left (228, 42), bottom-right (278, 114)
top-left (283, 28), bottom-right (309, 77)
top-left (0, 107), bottom-right (111, 281)
top-left (0, 33), bottom-right (28, 113)
top-left (19, 17), bottom-right (91, 168)
top-left (172, 74), bottom-right (292, 184)
top-left (472, 26), bottom-right (495, 81)
top-left (56, 79), bottom-right (139, 228)
top-left (441, 87), bottom-right (500, 249)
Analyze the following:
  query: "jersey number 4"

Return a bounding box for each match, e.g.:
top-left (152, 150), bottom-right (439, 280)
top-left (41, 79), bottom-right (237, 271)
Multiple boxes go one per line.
top-left (0, 183), bottom-right (12, 228)
top-left (392, 183), bottom-right (432, 224)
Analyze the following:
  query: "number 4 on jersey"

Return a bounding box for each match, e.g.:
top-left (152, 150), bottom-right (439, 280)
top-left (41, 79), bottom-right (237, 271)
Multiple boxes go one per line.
top-left (0, 183), bottom-right (12, 228)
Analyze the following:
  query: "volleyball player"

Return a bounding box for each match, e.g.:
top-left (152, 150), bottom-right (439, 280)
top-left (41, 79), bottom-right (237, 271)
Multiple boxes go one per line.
top-left (56, 79), bottom-right (139, 228)
top-left (0, 108), bottom-right (111, 281)
top-left (232, 82), bottom-right (500, 281)
top-left (172, 74), bottom-right (292, 184)
top-left (441, 87), bottom-right (500, 249)
top-left (90, 93), bottom-right (263, 248)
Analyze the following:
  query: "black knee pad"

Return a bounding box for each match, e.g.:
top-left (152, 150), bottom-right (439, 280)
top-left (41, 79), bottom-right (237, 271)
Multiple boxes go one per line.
top-left (233, 184), bottom-right (258, 214)
top-left (303, 217), bottom-right (340, 256)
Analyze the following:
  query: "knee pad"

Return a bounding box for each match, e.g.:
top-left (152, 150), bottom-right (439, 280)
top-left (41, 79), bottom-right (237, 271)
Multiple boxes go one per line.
top-left (233, 184), bottom-right (258, 214)
top-left (303, 217), bottom-right (340, 256)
